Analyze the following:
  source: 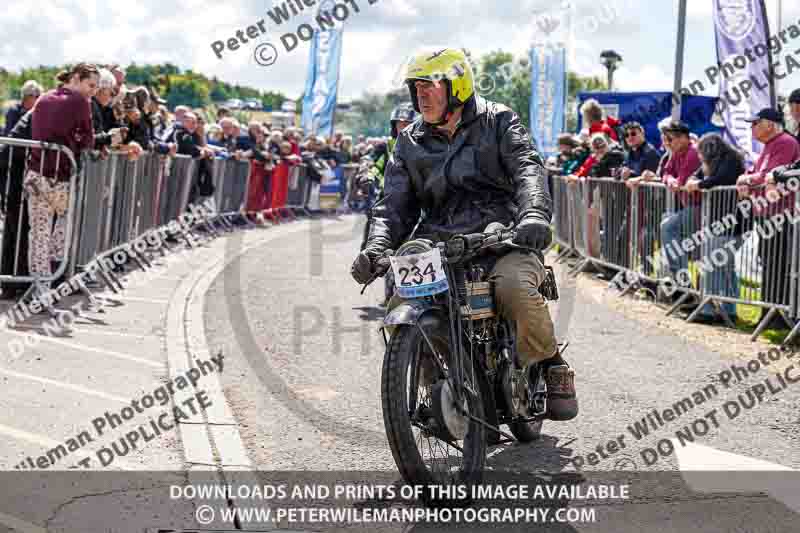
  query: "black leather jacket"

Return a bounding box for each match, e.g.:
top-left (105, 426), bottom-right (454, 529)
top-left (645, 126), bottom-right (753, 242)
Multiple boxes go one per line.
top-left (364, 96), bottom-right (551, 254)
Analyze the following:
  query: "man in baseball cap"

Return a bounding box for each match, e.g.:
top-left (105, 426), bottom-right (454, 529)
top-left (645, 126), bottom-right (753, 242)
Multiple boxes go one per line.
top-left (743, 107), bottom-right (785, 126)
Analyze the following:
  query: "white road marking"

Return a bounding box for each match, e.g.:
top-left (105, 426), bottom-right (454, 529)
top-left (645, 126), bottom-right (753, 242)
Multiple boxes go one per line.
top-left (97, 296), bottom-right (170, 305)
top-left (0, 367), bottom-right (128, 402)
top-left (0, 422), bottom-right (134, 470)
top-left (8, 326), bottom-right (159, 340)
top-left (2, 330), bottom-right (162, 368)
top-left (677, 442), bottom-right (800, 513)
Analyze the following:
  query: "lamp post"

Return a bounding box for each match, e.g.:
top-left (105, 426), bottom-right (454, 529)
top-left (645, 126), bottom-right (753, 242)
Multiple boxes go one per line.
top-left (600, 50), bottom-right (622, 91)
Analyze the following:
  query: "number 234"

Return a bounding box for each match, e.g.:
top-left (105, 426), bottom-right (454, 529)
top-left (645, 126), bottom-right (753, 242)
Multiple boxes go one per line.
top-left (398, 263), bottom-right (436, 286)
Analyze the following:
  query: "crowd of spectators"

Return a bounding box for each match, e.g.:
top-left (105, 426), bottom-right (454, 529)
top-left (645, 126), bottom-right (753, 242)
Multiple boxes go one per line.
top-left (547, 94), bottom-right (800, 328)
top-left (0, 63), bottom-right (391, 298)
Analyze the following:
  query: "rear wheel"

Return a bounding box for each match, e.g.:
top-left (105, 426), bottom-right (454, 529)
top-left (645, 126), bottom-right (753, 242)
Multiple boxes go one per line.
top-left (381, 322), bottom-right (486, 504)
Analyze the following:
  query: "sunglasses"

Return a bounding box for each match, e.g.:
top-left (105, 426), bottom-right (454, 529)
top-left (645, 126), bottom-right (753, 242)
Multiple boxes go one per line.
top-left (625, 130), bottom-right (640, 138)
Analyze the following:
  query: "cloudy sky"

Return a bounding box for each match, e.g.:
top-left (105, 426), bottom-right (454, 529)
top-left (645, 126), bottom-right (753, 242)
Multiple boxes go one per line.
top-left (2, 0), bottom-right (799, 102)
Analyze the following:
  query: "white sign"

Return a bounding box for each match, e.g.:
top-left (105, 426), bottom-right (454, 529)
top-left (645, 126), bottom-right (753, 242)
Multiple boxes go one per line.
top-left (389, 249), bottom-right (449, 298)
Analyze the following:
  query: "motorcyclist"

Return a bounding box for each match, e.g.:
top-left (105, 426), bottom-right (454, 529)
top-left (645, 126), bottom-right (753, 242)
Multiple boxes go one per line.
top-left (350, 47), bottom-right (577, 421)
top-left (355, 103), bottom-right (419, 208)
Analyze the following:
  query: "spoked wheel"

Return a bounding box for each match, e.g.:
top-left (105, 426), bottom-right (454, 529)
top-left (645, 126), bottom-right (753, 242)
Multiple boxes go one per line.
top-left (381, 323), bottom-right (486, 505)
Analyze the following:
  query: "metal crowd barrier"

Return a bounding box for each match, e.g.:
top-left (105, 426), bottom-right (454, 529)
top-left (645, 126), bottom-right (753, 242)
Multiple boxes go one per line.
top-left (286, 163), bottom-right (312, 216)
top-left (339, 163), bottom-right (360, 213)
top-left (0, 137), bottom-right (80, 309)
top-left (551, 175), bottom-right (573, 260)
top-left (0, 144), bottom-right (323, 318)
top-left (628, 182), bottom-right (669, 283)
top-left (217, 158), bottom-right (248, 215)
top-left (551, 174), bottom-right (800, 343)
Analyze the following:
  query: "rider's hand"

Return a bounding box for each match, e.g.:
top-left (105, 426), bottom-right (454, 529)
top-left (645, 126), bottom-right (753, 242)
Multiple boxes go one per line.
top-left (350, 251), bottom-right (375, 284)
top-left (513, 214), bottom-right (552, 250)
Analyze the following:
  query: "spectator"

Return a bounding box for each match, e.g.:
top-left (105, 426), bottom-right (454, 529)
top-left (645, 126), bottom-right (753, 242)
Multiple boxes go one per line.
top-left (317, 138), bottom-right (340, 169)
top-left (108, 64), bottom-right (127, 106)
top-left (684, 133), bottom-right (746, 323)
top-left (207, 124), bottom-right (223, 146)
top-left (177, 112), bottom-right (216, 210)
top-left (565, 138), bottom-right (590, 176)
top-left (580, 98), bottom-right (619, 142)
top-left (587, 133), bottom-right (626, 269)
top-left (122, 99), bottom-right (149, 150)
top-left (139, 88), bottom-right (175, 156)
top-left (247, 121), bottom-right (262, 145)
top-left (332, 130), bottom-right (344, 149)
top-left (4, 80), bottom-right (42, 135)
top-left (627, 118), bottom-right (674, 279)
top-left (587, 134), bottom-right (625, 178)
top-left (620, 122), bottom-right (660, 180)
top-left (243, 126), bottom-right (274, 223)
top-left (737, 108), bottom-right (800, 320)
top-left (339, 136), bottom-right (353, 164)
top-left (160, 105), bottom-right (189, 142)
top-left (233, 120), bottom-right (253, 152)
top-left (154, 104), bottom-right (170, 138)
top-left (788, 89), bottom-right (800, 145)
top-left (219, 118), bottom-right (251, 154)
top-left (566, 133), bottom-right (612, 258)
top-left (91, 69), bottom-right (124, 150)
top-left (280, 140), bottom-right (301, 163)
top-left (27, 63), bottom-right (98, 280)
top-left (268, 130), bottom-right (283, 156)
top-left (552, 134), bottom-right (579, 175)
top-left (286, 128), bottom-right (301, 156)
top-left (357, 134), bottom-right (366, 145)
top-left (659, 120), bottom-right (702, 286)
top-left (217, 106), bottom-right (231, 122)
top-left (568, 133), bottom-right (611, 180)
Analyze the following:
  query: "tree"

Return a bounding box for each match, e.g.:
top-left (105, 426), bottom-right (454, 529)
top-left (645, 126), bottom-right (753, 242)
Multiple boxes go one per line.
top-left (567, 71), bottom-right (606, 100)
top-left (165, 75), bottom-right (209, 109)
top-left (0, 63), bottom-right (291, 113)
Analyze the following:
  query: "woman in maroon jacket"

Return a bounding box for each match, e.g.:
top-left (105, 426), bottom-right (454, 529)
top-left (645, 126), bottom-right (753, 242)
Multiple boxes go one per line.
top-left (26, 63), bottom-right (98, 279)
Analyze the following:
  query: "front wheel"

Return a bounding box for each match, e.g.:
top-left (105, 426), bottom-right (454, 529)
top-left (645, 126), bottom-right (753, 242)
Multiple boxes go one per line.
top-left (381, 322), bottom-right (486, 504)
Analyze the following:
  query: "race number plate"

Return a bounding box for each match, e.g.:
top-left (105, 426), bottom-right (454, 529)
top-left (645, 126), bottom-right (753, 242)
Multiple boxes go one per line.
top-left (389, 249), bottom-right (449, 298)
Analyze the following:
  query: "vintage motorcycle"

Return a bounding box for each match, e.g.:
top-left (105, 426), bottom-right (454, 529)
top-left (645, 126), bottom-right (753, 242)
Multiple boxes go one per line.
top-left (363, 226), bottom-right (561, 503)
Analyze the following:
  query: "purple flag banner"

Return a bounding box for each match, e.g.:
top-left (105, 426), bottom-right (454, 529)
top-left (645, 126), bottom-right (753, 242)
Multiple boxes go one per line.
top-left (712, 0), bottom-right (775, 163)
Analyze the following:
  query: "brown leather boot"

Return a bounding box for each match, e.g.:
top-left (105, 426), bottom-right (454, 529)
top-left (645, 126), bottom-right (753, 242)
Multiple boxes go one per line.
top-left (544, 365), bottom-right (578, 421)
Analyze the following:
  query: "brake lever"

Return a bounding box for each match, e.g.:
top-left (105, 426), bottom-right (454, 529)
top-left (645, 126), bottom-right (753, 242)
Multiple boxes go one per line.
top-left (359, 250), bottom-right (394, 295)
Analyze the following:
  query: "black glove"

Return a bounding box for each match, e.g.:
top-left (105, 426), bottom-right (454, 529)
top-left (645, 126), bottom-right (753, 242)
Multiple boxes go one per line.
top-left (350, 251), bottom-right (375, 284)
top-left (513, 214), bottom-right (552, 250)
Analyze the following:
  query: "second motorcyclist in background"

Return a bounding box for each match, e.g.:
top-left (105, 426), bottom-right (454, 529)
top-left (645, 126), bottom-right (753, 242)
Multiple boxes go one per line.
top-left (357, 103), bottom-right (419, 208)
top-left (357, 103), bottom-right (420, 305)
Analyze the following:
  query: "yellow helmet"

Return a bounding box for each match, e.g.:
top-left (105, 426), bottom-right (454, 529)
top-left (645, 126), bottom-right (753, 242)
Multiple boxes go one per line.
top-left (403, 47), bottom-right (475, 118)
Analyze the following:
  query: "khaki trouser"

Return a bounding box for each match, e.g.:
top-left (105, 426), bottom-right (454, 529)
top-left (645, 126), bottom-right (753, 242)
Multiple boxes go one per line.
top-left (489, 251), bottom-right (558, 364)
top-left (386, 251), bottom-right (557, 365)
